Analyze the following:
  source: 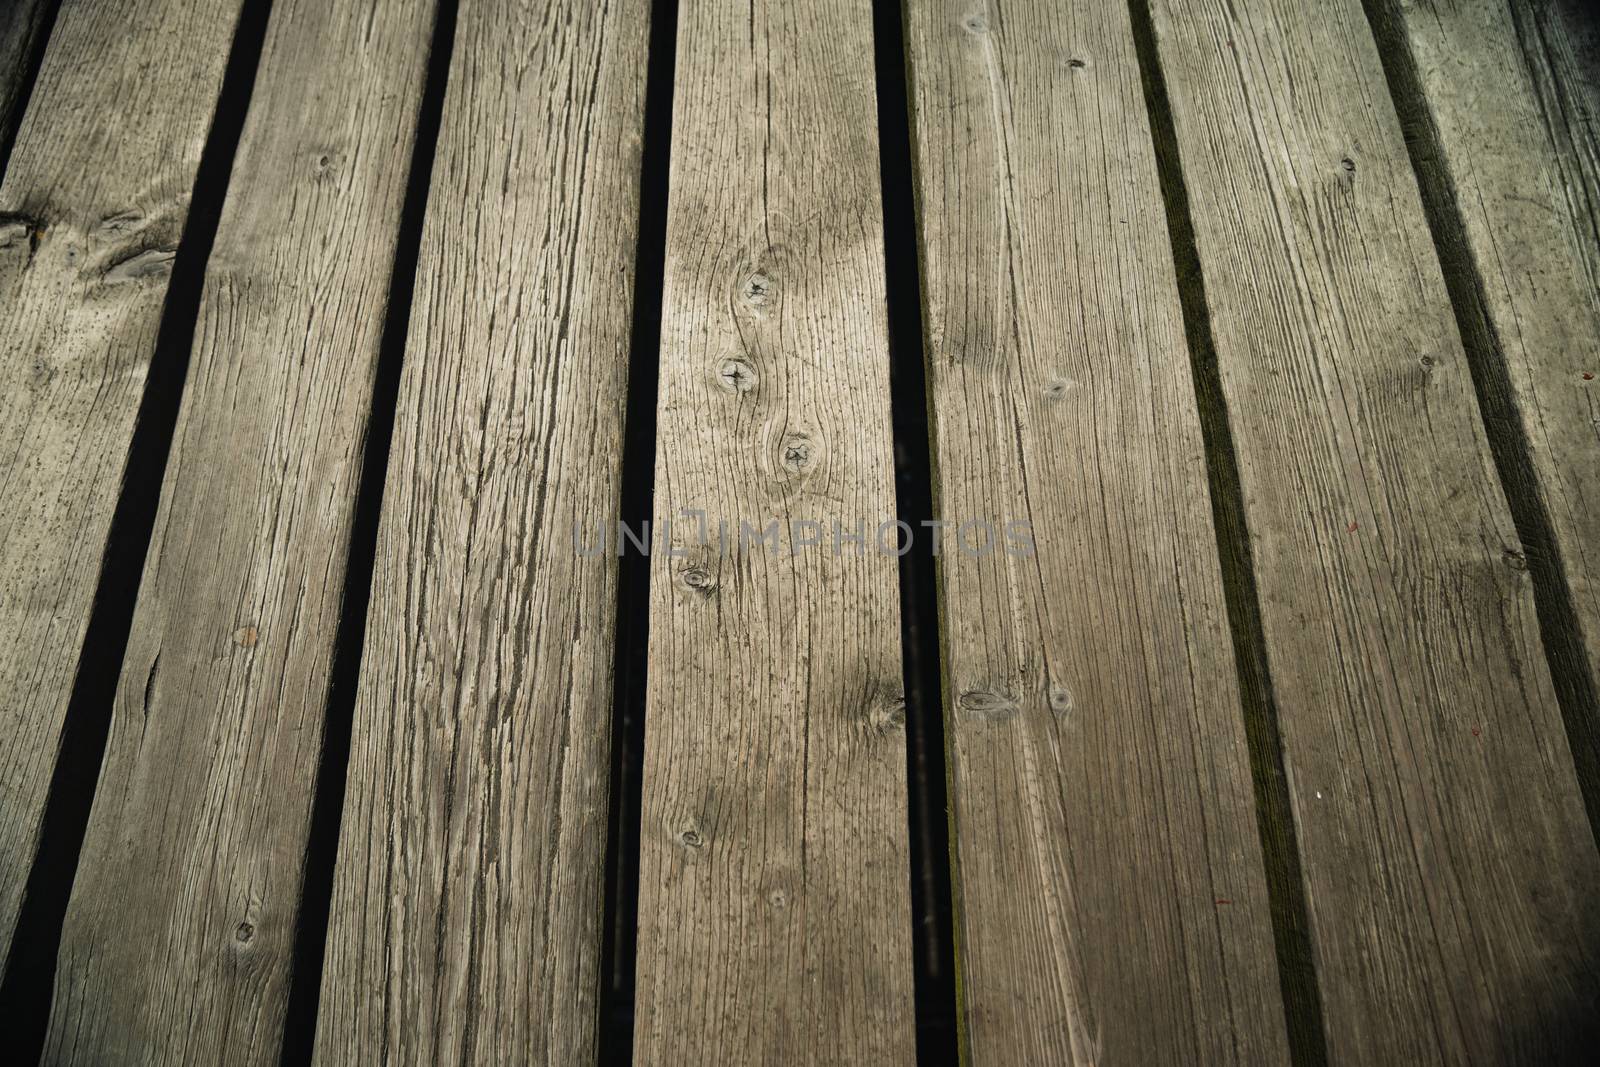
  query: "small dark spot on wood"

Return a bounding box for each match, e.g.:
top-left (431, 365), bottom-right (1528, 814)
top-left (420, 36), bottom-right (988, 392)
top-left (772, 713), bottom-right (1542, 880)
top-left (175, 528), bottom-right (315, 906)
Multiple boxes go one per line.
top-left (963, 14), bottom-right (988, 34)
top-left (1583, 371), bottom-right (1595, 381)
top-left (1346, 521), bottom-right (1359, 533)
top-left (1419, 355), bottom-right (1434, 369)
top-left (1048, 685), bottom-right (1074, 716)
top-left (768, 889), bottom-right (787, 909)
top-left (1044, 377), bottom-right (1075, 400)
top-left (1471, 725), bottom-right (1482, 737)
top-left (235, 921), bottom-right (255, 943)
top-left (716, 357), bottom-right (757, 395)
top-left (1340, 157), bottom-right (1356, 174)
top-left (1068, 58), bottom-right (1087, 69)
top-left (1215, 898), bottom-right (1233, 906)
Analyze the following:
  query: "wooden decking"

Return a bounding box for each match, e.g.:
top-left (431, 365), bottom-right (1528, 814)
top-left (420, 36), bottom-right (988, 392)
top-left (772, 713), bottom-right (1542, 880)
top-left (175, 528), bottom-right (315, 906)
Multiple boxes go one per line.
top-left (1, 0), bottom-right (1597, 1064)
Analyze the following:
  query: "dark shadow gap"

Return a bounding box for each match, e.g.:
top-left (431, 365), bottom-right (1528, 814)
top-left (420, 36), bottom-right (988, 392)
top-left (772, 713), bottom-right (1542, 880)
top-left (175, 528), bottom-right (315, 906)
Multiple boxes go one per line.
top-left (871, 1), bottom-right (960, 1063)
top-left (1360, 0), bottom-right (1600, 844)
top-left (0, 0), bottom-right (62, 182)
top-left (596, 0), bottom-right (678, 1061)
top-left (1126, 2), bottom-right (1332, 1064)
top-left (0, 0), bottom-right (276, 1058)
top-left (275, 0), bottom-right (461, 1063)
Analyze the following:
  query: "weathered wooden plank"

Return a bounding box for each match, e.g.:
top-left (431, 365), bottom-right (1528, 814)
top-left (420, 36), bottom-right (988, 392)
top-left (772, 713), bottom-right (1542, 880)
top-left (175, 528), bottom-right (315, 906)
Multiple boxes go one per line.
top-left (1146, 0), bottom-right (1600, 1060)
top-left (310, 1), bottom-right (649, 1062)
top-left (904, 1), bottom-right (1292, 1060)
top-left (0, 0), bottom-right (51, 166)
top-left (1369, 0), bottom-right (1600, 788)
top-left (0, 0), bottom-right (246, 965)
top-left (631, 0), bottom-right (916, 1060)
top-left (42, 0), bottom-right (438, 1061)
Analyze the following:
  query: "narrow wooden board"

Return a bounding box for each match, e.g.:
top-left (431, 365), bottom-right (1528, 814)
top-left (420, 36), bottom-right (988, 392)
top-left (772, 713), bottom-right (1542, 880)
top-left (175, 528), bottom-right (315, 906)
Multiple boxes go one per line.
top-left (0, 0), bottom-right (51, 164)
top-left (1370, 0), bottom-right (1600, 775)
top-left (43, 0), bottom-right (437, 1061)
top-left (1147, 0), bottom-right (1600, 1060)
top-left (631, 1), bottom-right (916, 1060)
top-left (904, 1), bottom-right (1292, 1060)
top-left (0, 0), bottom-right (247, 964)
top-left (310, 0), bottom-right (650, 1062)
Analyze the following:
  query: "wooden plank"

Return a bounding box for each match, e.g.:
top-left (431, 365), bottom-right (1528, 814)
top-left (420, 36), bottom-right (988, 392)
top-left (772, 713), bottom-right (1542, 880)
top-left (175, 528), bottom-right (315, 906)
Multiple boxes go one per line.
top-left (904, 0), bottom-right (1292, 1060)
top-left (309, 0), bottom-right (650, 1062)
top-left (42, 0), bottom-right (438, 1061)
top-left (1370, 0), bottom-right (1600, 781)
top-left (631, 0), bottom-right (916, 1060)
top-left (1146, 0), bottom-right (1600, 1060)
top-left (0, 0), bottom-right (51, 164)
top-left (0, 0), bottom-right (247, 964)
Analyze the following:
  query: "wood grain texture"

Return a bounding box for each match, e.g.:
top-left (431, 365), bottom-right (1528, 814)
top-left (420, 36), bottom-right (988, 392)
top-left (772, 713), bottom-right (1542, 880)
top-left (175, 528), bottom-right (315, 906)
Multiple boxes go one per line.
top-left (1371, 0), bottom-right (1600, 768)
top-left (905, 1), bottom-right (1291, 1061)
top-left (0, 0), bottom-right (245, 965)
top-left (42, 0), bottom-right (437, 1061)
top-left (0, 0), bottom-right (51, 165)
top-left (631, 1), bottom-right (915, 1061)
top-left (310, 0), bottom-right (649, 1062)
top-left (1147, 0), bottom-right (1600, 1060)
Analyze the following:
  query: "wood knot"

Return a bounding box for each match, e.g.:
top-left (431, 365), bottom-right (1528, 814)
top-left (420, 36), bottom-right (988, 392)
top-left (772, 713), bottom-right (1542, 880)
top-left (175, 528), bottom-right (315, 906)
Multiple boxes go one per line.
top-left (678, 828), bottom-right (704, 850)
top-left (1501, 547), bottom-right (1528, 572)
top-left (1068, 57), bottom-right (1087, 70)
top-left (233, 625), bottom-right (259, 648)
top-left (963, 13), bottom-right (989, 34)
top-left (102, 247), bottom-right (176, 285)
top-left (1340, 157), bottom-right (1356, 174)
top-left (1044, 377), bottom-right (1075, 400)
top-left (716, 357), bottom-right (757, 395)
top-left (869, 695), bottom-right (908, 733)
top-left (741, 271), bottom-right (773, 307)
top-left (234, 921), bottom-right (255, 943)
top-left (681, 565), bottom-right (716, 596)
top-left (958, 688), bottom-right (1020, 723)
top-left (1048, 685), bottom-right (1074, 716)
top-left (780, 434), bottom-right (814, 473)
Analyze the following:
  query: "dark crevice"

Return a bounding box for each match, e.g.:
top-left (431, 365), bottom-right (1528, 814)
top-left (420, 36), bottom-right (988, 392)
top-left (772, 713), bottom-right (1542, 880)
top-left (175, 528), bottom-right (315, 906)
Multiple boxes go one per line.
top-left (872, 1), bottom-right (960, 1063)
top-left (596, 0), bottom-right (678, 1061)
top-left (0, 0), bottom-right (276, 1058)
top-left (276, 0), bottom-right (460, 1062)
top-left (0, 0), bottom-right (62, 183)
top-left (1127, 2), bottom-right (1332, 1065)
top-left (1360, 0), bottom-right (1600, 846)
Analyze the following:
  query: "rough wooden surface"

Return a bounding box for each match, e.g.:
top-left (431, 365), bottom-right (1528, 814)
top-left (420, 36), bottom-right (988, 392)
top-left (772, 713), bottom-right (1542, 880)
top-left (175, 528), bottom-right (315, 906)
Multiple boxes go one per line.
top-left (42, 0), bottom-right (437, 1061)
top-left (0, 0), bottom-right (51, 166)
top-left (310, 0), bottom-right (649, 1062)
top-left (1371, 0), bottom-right (1600, 780)
top-left (1147, 0), bottom-right (1600, 1060)
top-left (0, 0), bottom-right (245, 966)
top-left (630, 1), bottom-right (915, 1062)
top-left (904, 0), bottom-right (1292, 1061)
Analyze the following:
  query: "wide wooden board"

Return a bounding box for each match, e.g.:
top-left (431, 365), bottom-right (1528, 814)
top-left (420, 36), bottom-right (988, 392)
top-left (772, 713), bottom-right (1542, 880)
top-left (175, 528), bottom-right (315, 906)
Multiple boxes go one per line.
top-left (43, 0), bottom-right (437, 1061)
top-left (631, 0), bottom-right (916, 1061)
top-left (1147, 0), bottom-right (1600, 1060)
top-left (0, 0), bottom-right (246, 964)
top-left (904, 0), bottom-right (1292, 1060)
top-left (310, 0), bottom-right (650, 1062)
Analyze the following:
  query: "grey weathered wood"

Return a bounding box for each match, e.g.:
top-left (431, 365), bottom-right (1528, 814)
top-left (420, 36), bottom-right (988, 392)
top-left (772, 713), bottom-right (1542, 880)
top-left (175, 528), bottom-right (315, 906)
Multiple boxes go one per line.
top-left (310, 0), bottom-right (649, 1062)
top-left (1372, 0), bottom-right (1600, 783)
top-left (42, 0), bottom-right (437, 1061)
top-left (631, 0), bottom-right (916, 1060)
top-left (905, 1), bottom-right (1292, 1061)
top-left (0, 0), bottom-right (51, 167)
top-left (1147, 0), bottom-right (1600, 1060)
top-left (0, 0), bottom-right (246, 966)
